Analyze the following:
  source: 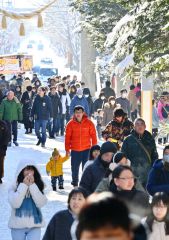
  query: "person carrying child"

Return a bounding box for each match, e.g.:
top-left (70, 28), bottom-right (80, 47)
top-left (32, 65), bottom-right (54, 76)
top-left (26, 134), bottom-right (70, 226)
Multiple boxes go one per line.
top-left (46, 148), bottom-right (69, 191)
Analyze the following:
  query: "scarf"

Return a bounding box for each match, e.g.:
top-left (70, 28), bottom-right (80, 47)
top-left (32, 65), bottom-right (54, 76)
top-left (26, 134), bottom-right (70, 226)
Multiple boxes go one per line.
top-left (15, 193), bottom-right (42, 224)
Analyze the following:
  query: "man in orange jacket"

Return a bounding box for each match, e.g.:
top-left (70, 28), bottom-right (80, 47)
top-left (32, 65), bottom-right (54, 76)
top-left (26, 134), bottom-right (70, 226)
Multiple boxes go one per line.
top-left (65, 105), bottom-right (97, 187)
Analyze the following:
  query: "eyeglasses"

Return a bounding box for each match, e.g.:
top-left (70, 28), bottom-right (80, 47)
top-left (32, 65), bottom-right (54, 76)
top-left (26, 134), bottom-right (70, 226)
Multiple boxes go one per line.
top-left (118, 177), bottom-right (135, 181)
top-left (153, 205), bottom-right (167, 210)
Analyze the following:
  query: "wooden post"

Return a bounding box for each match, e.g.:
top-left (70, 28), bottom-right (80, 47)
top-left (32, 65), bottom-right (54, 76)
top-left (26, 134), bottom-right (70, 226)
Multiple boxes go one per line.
top-left (141, 74), bottom-right (153, 133)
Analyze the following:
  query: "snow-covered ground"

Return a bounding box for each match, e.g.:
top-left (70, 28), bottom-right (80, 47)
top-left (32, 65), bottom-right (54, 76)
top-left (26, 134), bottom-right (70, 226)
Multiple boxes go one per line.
top-left (0, 127), bottom-right (73, 240)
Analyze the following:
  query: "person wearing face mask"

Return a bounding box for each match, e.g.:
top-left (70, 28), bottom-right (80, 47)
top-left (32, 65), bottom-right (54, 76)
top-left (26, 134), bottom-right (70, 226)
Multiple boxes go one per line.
top-left (80, 141), bottom-right (117, 195)
top-left (116, 89), bottom-right (130, 117)
top-left (102, 96), bottom-right (117, 126)
top-left (147, 145), bottom-right (169, 196)
top-left (93, 92), bottom-right (106, 116)
top-left (69, 88), bottom-right (89, 117)
top-left (83, 88), bottom-right (94, 117)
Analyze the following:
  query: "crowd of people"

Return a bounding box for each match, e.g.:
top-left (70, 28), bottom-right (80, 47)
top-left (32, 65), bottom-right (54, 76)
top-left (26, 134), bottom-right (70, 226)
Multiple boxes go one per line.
top-left (0, 72), bottom-right (169, 239)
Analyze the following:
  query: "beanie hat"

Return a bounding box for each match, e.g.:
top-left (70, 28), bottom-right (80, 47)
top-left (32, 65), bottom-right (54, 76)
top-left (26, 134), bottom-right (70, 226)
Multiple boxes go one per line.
top-left (52, 148), bottom-right (60, 157)
top-left (89, 145), bottom-right (101, 159)
top-left (76, 88), bottom-right (83, 96)
top-left (83, 88), bottom-right (90, 95)
top-left (100, 142), bottom-right (117, 156)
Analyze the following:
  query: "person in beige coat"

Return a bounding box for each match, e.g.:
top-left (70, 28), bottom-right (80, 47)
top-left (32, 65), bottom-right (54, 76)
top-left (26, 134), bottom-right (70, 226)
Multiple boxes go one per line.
top-left (22, 77), bottom-right (32, 93)
top-left (102, 96), bottom-right (117, 126)
top-left (128, 85), bottom-right (138, 121)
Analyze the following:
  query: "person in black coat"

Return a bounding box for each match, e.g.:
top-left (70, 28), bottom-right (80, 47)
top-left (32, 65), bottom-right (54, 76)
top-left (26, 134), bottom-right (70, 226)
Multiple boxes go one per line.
top-left (80, 142), bottom-right (117, 195)
top-left (83, 88), bottom-right (94, 117)
top-left (0, 120), bottom-right (10, 183)
top-left (31, 87), bottom-right (53, 147)
top-left (21, 86), bottom-right (35, 134)
top-left (93, 92), bottom-right (106, 114)
top-left (48, 86), bottom-right (62, 138)
top-left (42, 187), bottom-right (88, 240)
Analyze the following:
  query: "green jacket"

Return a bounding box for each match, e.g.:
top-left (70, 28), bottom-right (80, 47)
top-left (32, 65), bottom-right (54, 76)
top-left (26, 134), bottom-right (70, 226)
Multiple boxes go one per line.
top-left (0, 97), bottom-right (23, 121)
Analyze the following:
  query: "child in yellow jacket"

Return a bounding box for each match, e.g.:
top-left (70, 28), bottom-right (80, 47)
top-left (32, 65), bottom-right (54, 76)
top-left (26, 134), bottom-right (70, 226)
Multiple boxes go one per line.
top-left (46, 148), bottom-right (69, 191)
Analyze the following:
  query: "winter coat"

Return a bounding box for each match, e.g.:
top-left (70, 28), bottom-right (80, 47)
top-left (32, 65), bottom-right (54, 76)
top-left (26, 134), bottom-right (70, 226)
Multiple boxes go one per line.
top-left (15, 90), bottom-right (22, 102)
top-left (69, 95), bottom-right (89, 117)
top-left (116, 97), bottom-right (130, 117)
top-left (102, 116), bottom-right (134, 144)
top-left (46, 155), bottom-right (69, 177)
top-left (0, 120), bottom-right (10, 155)
top-left (42, 209), bottom-right (74, 240)
top-left (48, 93), bottom-right (62, 118)
top-left (83, 160), bottom-right (94, 172)
top-left (152, 106), bottom-right (159, 129)
top-left (8, 159), bottom-right (47, 229)
top-left (58, 90), bottom-right (71, 114)
top-left (86, 96), bottom-right (94, 117)
top-left (122, 130), bottom-right (158, 186)
top-left (65, 114), bottom-right (97, 152)
top-left (80, 156), bottom-right (108, 195)
top-left (109, 185), bottom-right (149, 217)
top-left (31, 95), bottom-right (53, 120)
top-left (157, 100), bottom-right (169, 121)
top-left (101, 86), bottom-right (116, 99)
top-left (128, 90), bottom-right (138, 112)
top-left (0, 97), bottom-right (23, 121)
top-left (102, 103), bottom-right (116, 126)
top-left (93, 98), bottom-right (106, 112)
top-left (21, 91), bottom-right (35, 122)
top-left (148, 221), bottom-right (169, 240)
top-left (146, 160), bottom-right (169, 196)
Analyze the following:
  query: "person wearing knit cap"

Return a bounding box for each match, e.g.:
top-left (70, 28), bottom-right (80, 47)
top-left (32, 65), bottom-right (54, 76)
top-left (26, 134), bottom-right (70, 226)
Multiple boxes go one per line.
top-left (46, 148), bottom-right (69, 191)
top-left (80, 141), bottom-right (117, 195)
top-left (69, 88), bottom-right (90, 117)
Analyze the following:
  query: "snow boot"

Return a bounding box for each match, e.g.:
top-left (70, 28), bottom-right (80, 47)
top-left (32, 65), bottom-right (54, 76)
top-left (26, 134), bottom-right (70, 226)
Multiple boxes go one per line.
top-left (52, 186), bottom-right (57, 191)
top-left (13, 141), bottom-right (19, 146)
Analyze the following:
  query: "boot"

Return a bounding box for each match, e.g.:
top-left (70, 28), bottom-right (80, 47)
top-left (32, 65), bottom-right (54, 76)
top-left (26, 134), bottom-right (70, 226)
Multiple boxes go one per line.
top-left (59, 185), bottom-right (64, 190)
top-left (36, 139), bottom-right (41, 146)
top-left (13, 141), bottom-right (19, 146)
top-left (52, 186), bottom-right (57, 191)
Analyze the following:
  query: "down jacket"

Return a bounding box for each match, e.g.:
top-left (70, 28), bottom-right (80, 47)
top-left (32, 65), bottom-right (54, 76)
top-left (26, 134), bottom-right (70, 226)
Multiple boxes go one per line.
top-left (69, 95), bottom-right (89, 117)
top-left (8, 159), bottom-right (47, 229)
top-left (46, 155), bottom-right (69, 176)
top-left (146, 160), bottom-right (169, 196)
top-left (65, 114), bottom-right (97, 152)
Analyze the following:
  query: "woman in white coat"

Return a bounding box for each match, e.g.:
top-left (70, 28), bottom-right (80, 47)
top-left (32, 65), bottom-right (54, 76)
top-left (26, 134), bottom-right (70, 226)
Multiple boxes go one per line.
top-left (8, 159), bottom-right (47, 240)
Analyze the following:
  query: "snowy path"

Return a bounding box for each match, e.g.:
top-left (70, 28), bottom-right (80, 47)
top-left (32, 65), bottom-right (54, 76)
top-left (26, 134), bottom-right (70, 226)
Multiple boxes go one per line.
top-left (0, 128), bottom-right (73, 240)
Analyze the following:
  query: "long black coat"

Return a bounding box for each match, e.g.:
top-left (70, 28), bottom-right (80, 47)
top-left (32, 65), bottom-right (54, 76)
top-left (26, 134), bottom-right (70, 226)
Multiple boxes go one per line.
top-left (48, 93), bottom-right (62, 118)
top-left (21, 91), bottom-right (35, 123)
top-left (0, 120), bottom-right (10, 155)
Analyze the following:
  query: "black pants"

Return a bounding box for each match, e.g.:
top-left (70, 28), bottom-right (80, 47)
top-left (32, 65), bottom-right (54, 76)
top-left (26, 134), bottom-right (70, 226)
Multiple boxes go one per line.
top-left (0, 155), bottom-right (5, 179)
top-left (6, 120), bottom-right (17, 142)
top-left (51, 175), bottom-right (64, 188)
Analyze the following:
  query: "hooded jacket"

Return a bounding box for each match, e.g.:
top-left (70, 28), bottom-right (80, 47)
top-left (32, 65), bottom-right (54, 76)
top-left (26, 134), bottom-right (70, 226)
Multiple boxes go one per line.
top-left (65, 114), bottom-right (97, 152)
top-left (46, 155), bottom-right (69, 176)
top-left (8, 159), bottom-right (47, 229)
top-left (69, 95), bottom-right (89, 117)
top-left (146, 159), bottom-right (169, 196)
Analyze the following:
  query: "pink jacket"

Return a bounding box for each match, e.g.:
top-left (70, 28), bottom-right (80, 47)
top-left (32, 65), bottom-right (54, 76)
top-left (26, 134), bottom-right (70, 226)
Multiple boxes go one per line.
top-left (157, 100), bottom-right (166, 120)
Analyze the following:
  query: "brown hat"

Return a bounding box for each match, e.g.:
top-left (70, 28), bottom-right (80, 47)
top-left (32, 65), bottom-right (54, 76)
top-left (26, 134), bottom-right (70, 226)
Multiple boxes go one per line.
top-left (52, 148), bottom-right (60, 157)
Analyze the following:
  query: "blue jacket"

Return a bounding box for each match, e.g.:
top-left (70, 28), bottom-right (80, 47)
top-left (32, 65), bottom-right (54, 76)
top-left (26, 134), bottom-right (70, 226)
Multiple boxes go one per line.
top-left (69, 95), bottom-right (89, 116)
top-left (31, 95), bottom-right (53, 120)
top-left (146, 159), bottom-right (169, 196)
top-left (80, 156), bottom-right (108, 195)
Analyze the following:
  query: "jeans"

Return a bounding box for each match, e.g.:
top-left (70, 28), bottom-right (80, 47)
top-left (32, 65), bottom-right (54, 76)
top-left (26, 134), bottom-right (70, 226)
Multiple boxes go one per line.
top-left (51, 175), bottom-right (64, 187)
top-left (35, 120), bottom-right (48, 144)
top-left (48, 118), bottom-right (60, 137)
top-left (11, 228), bottom-right (41, 240)
top-left (71, 149), bottom-right (90, 186)
top-left (6, 120), bottom-right (17, 142)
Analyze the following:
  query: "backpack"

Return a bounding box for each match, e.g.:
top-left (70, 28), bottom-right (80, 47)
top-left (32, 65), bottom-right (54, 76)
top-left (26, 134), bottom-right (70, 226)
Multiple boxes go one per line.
top-left (162, 105), bottom-right (169, 119)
